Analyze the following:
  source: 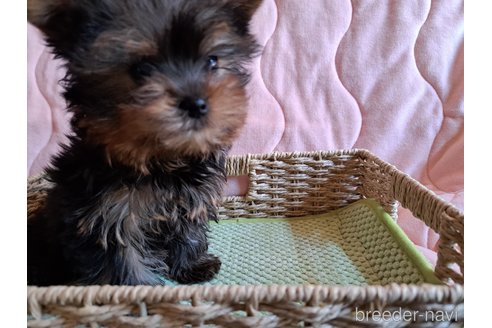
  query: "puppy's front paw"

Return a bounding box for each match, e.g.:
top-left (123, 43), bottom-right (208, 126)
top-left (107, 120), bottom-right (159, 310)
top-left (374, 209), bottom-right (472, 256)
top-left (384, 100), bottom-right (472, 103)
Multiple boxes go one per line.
top-left (174, 254), bottom-right (221, 284)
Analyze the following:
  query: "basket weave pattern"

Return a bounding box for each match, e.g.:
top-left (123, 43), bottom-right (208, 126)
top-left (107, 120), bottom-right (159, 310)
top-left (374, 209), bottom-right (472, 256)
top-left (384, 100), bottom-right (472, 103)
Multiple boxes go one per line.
top-left (27, 149), bottom-right (464, 327)
top-left (221, 153), bottom-right (368, 219)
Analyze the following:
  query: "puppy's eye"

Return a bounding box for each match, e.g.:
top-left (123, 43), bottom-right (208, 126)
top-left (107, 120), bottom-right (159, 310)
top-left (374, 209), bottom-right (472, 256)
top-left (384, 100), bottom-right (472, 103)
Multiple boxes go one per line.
top-left (130, 60), bottom-right (158, 80)
top-left (206, 56), bottom-right (218, 70)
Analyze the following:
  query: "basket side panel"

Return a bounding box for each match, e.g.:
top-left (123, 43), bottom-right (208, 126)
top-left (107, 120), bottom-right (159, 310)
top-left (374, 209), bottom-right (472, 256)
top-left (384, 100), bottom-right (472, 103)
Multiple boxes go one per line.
top-left (220, 152), bottom-right (366, 218)
top-left (350, 151), bottom-right (464, 285)
top-left (357, 153), bottom-right (399, 219)
top-left (391, 172), bottom-right (464, 284)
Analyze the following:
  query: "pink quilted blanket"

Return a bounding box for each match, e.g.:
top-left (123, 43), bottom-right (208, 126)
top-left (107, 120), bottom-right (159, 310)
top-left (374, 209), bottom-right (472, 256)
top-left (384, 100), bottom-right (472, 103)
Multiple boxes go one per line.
top-left (27, 0), bottom-right (464, 266)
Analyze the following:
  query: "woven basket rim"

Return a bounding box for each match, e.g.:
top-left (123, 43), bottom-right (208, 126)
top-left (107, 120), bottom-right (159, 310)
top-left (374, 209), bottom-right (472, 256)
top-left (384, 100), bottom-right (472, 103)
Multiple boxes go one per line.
top-left (28, 283), bottom-right (463, 307)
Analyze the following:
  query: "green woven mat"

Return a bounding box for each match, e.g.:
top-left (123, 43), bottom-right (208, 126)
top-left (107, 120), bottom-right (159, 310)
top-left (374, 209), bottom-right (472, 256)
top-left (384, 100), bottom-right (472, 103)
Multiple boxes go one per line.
top-left (169, 199), bottom-right (440, 286)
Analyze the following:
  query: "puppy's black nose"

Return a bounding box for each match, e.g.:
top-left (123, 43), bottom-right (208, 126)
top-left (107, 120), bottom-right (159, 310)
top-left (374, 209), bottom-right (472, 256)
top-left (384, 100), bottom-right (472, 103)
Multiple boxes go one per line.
top-left (178, 97), bottom-right (209, 118)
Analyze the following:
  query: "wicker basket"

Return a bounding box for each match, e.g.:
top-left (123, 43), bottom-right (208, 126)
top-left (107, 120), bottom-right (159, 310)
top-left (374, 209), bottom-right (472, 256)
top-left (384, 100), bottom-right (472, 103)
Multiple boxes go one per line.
top-left (27, 149), bottom-right (464, 327)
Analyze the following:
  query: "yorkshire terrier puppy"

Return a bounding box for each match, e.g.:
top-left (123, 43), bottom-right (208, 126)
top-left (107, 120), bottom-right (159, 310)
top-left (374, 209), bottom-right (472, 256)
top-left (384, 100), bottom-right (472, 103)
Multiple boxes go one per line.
top-left (27, 0), bottom-right (262, 286)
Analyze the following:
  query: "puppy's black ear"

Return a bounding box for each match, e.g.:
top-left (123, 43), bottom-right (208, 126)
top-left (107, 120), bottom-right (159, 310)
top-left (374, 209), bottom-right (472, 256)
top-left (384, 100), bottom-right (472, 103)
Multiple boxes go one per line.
top-left (28, 0), bottom-right (106, 58)
top-left (230, 0), bottom-right (263, 20)
top-left (28, 0), bottom-right (66, 28)
top-left (226, 0), bottom-right (263, 34)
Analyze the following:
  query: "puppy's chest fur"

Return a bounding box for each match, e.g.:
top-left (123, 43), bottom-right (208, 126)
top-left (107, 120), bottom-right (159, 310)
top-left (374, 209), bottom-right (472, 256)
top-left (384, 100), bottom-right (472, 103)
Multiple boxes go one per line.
top-left (51, 145), bottom-right (226, 232)
top-left (78, 165), bottom-right (222, 241)
top-left (76, 172), bottom-right (220, 248)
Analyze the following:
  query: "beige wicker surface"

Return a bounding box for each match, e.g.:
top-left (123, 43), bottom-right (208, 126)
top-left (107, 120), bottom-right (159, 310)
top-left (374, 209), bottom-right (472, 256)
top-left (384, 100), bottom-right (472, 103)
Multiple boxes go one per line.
top-left (27, 149), bottom-right (464, 327)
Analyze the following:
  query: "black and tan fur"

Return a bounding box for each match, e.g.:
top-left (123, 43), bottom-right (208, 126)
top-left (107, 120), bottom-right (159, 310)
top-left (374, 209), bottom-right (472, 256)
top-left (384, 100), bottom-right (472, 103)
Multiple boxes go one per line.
top-left (27, 0), bottom-right (262, 286)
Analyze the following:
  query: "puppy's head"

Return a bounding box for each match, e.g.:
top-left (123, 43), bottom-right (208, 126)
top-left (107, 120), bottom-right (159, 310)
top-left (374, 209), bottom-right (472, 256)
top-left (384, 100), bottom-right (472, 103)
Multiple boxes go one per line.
top-left (29, 0), bottom-right (262, 171)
